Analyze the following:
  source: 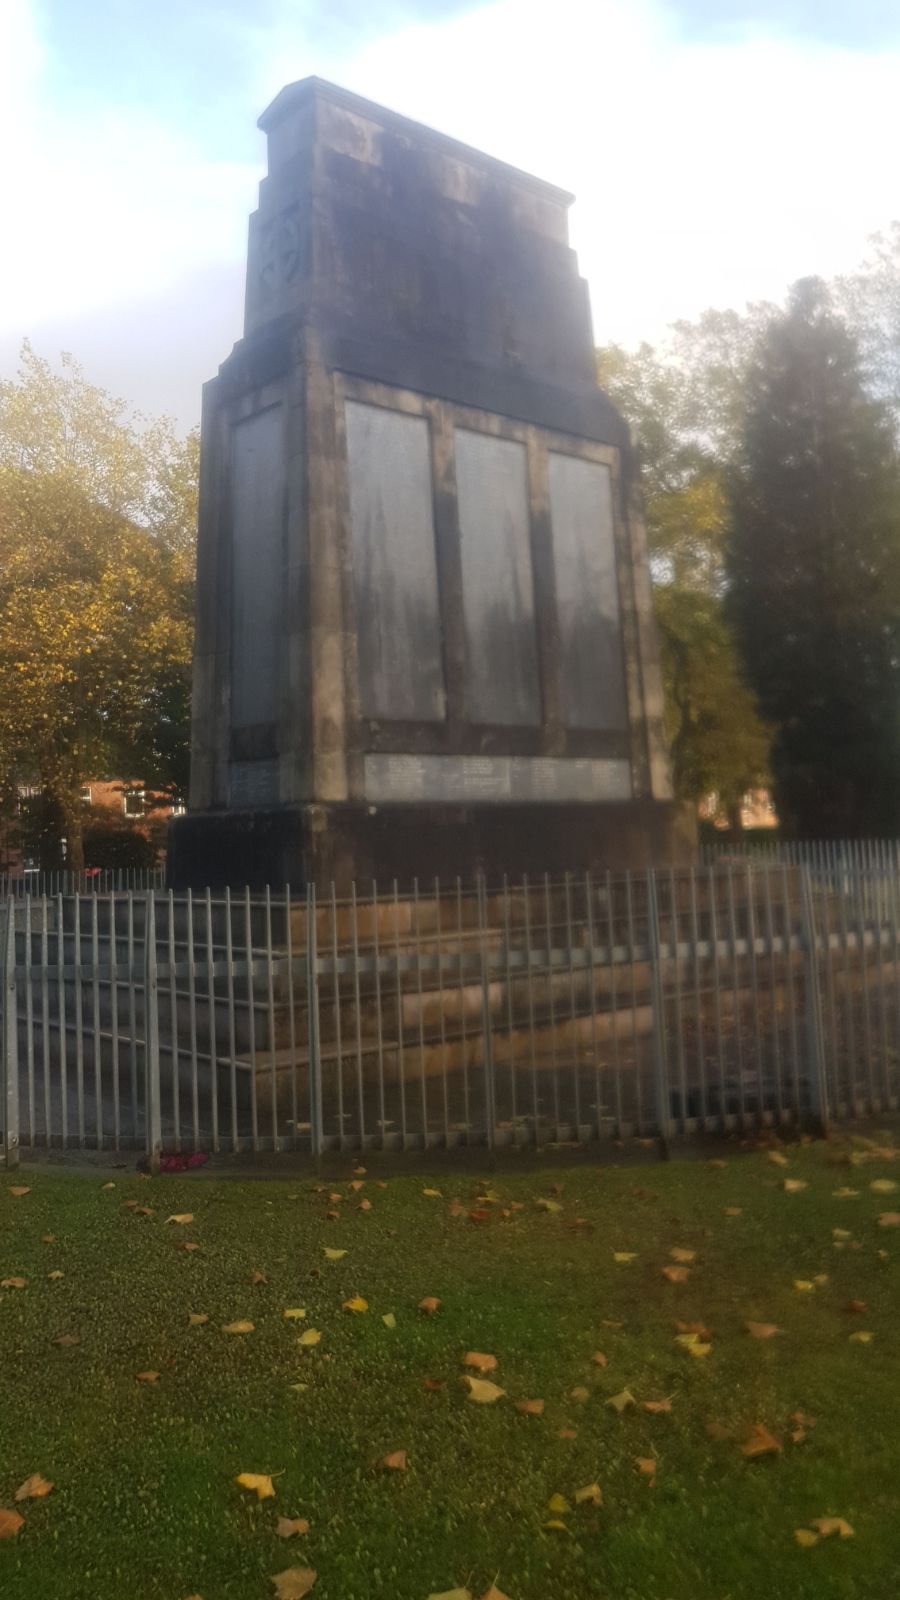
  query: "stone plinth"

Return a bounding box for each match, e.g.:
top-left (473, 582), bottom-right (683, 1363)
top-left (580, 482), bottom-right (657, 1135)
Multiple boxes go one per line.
top-left (169, 77), bottom-right (689, 890)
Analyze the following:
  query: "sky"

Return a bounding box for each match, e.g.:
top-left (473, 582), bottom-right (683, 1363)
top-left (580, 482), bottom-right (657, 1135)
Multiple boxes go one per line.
top-left (2, 0), bottom-right (899, 427)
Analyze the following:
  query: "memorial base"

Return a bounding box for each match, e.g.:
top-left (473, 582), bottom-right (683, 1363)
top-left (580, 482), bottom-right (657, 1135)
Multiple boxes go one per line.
top-left (167, 800), bottom-right (695, 893)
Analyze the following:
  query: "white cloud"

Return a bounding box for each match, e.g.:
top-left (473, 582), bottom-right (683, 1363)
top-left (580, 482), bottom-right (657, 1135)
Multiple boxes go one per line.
top-left (2, 0), bottom-right (898, 421)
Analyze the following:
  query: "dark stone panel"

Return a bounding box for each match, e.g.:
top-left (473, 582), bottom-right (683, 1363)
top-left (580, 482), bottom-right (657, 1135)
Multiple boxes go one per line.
top-left (169, 800), bottom-right (696, 893)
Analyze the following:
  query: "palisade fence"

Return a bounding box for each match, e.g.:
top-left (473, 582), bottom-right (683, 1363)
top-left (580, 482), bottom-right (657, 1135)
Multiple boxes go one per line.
top-left (2, 850), bottom-right (900, 1169)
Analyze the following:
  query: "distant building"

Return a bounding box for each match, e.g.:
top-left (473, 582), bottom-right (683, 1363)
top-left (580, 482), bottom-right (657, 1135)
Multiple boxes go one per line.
top-left (0, 782), bottom-right (183, 877)
top-left (699, 789), bottom-right (778, 832)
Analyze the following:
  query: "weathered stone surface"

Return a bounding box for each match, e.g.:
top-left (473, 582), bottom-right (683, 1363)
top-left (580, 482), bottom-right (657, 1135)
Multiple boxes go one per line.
top-left (170, 78), bottom-right (685, 889)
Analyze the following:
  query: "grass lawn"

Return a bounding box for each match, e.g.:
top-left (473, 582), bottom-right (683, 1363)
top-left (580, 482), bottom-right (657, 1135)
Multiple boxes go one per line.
top-left (2, 1139), bottom-right (900, 1600)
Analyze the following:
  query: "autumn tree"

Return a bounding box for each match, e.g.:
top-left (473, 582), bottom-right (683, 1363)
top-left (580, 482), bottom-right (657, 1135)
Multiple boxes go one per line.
top-left (0, 343), bottom-right (197, 870)
top-left (728, 279), bottom-right (900, 838)
top-left (598, 332), bottom-right (770, 822)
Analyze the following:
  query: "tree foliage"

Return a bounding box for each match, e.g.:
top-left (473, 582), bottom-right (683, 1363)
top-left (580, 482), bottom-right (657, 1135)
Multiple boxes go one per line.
top-left (727, 279), bottom-right (900, 838)
top-left (0, 343), bottom-right (197, 868)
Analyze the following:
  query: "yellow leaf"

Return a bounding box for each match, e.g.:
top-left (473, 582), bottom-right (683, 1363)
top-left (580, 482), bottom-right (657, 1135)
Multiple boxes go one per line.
top-left (832, 1228), bottom-right (852, 1240)
top-left (188, 1313), bottom-right (209, 1326)
top-left (870, 1179), bottom-right (898, 1193)
top-left (357, 1199), bottom-right (372, 1211)
top-left (741, 1423), bottom-right (781, 1458)
top-left (1, 1278), bottom-right (26, 1289)
top-left (463, 1376), bottom-right (505, 1404)
top-left (794, 1528), bottom-right (820, 1548)
top-left (136, 1370), bottom-right (160, 1383)
top-left (8, 1186), bottom-right (30, 1197)
top-left (479, 1588), bottom-right (511, 1600)
top-left (768, 1150), bottom-right (789, 1166)
top-left (0, 1508), bottom-right (24, 1539)
top-left (271, 1567), bottom-right (317, 1598)
top-left (574, 1482), bottom-right (602, 1505)
top-left (811, 1516), bottom-right (854, 1539)
top-left (833, 1187), bottom-right (859, 1198)
top-left (236, 1472), bottom-right (276, 1500)
top-left (849, 1330), bottom-right (873, 1343)
top-left (223, 1320), bottom-right (254, 1335)
top-left (613, 1251), bottom-right (636, 1263)
top-left (569, 1386), bottom-right (590, 1403)
top-left (101, 1182), bottom-right (116, 1190)
top-left (670, 1247), bottom-right (696, 1263)
top-left (342, 1296), bottom-right (368, 1313)
top-left (675, 1332), bottom-right (711, 1357)
top-left (426, 1591), bottom-right (472, 1600)
top-left (276, 1517), bottom-right (310, 1538)
top-left (48, 1270), bottom-right (64, 1281)
top-left (813, 1273), bottom-right (829, 1286)
top-left (546, 1492), bottom-right (569, 1514)
top-left (542, 1519), bottom-right (568, 1532)
top-left (422, 1188), bottom-right (442, 1198)
top-left (642, 1396), bottom-right (674, 1413)
top-left (783, 1179), bottom-right (808, 1193)
top-left (793, 1280), bottom-right (815, 1292)
top-left (14, 1475), bottom-right (53, 1502)
top-left (724, 1206), bottom-right (743, 1216)
top-left (298, 1329), bottom-right (321, 1347)
top-left (463, 1352), bottom-right (498, 1373)
top-left (536, 1198), bottom-right (562, 1213)
top-left (514, 1398), bottom-right (544, 1415)
top-left (165, 1213), bottom-right (194, 1224)
top-left (607, 1388), bottom-right (637, 1413)
top-left (635, 1456), bottom-right (657, 1479)
top-left (322, 1248), bottom-right (346, 1260)
top-left (283, 1309), bottom-right (307, 1320)
top-left (382, 1313), bottom-right (396, 1329)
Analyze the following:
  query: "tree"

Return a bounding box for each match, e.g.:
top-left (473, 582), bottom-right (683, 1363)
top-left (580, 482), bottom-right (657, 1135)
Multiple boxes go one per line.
top-left (727, 279), bottom-right (900, 839)
top-left (0, 344), bottom-right (197, 869)
top-left (597, 338), bottom-right (770, 819)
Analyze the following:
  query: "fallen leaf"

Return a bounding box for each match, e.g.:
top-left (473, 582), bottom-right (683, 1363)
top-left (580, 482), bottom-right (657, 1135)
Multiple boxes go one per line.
top-left (288, 1382), bottom-right (308, 1394)
top-left (101, 1182), bottom-right (116, 1190)
top-left (357, 1199), bottom-right (372, 1212)
top-left (283, 1308), bottom-right (307, 1321)
top-left (223, 1320), bottom-right (254, 1335)
top-left (136, 1370), bottom-right (161, 1383)
top-left (177, 1242), bottom-right (200, 1252)
top-left (591, 1351), bottom-right (608, 1368)
top-left (382, 1313), bottom-right (396, 1330)
top-left (849, 1330), bottom-right (874, 1343)
top-left (811, 1516), bottom-right (854, 1539)
top-left (236, 1472), bottom-right (276, 1500)
top-left (349, 1180), bottom-right (365, 1192)
top-left (323, 1248), bottom-right (346, 1261)
top-left (833, 1227), bottom-right (852, 1240)
top-left (47, 1270), bottom-right (64, 1281)
top-left (662, 1265), bottom-right (690, 1283)
top-left (188, 1313), bottom-right (209, 1326)
top-left (328, 1193), bottom-right (342, 1203)
top-left (878, 1212), bottom-right (900, 1226)
top-left (298, 1329), bottom-right (321, 1347)
top-left (463, 1352), bottom-right (498, 1373)
top-left (0, 1509), bottom-right (24, 1539)
top-left (833, 1187), bottom-right (859, 1198)
top-left (536, 1198), bottom-right (562, 1213)
top-left (546, 1492), bottom-right (569, 1514)
top-left (558, 1426), bottom-right (577, 1439)
top-left (741, 1423), bottom-right (781, 1458)
top-left (607, 1388), bottom-right (637, 1413)
top-left (613, 1251), bottom-right (636, 1263)
top-left (670, 1247), bottom-right (696, 1263)
top-left (40, 1233), bottom-right (54, 1243)
top-left (463, 1376), bottom-right (505, 1404)
top-left (635, 1456), bottom-right (657, 1482)
top-left (423, 1378), bottom-right (445, 1392)
top-left (426, 1590), bottom-right (472, 1600)
top-left (569, 1386), bottom-right (590, 1403)
top-left (793, 1280), bottom-right (815, 1292)
top-left (271, 1567), bottom-right (316, 1599)
top-left (251, 1269), bottom-right (267, 1285)
top-left (353, 1165), bottom-right (366, 1176)
top-left (342, 1296), bottom-right (368, 1313)
top-left (418, 1296), bottom-right (441, 1315)
top-left (783, 1179), bottom-right (808, 1193)
top-left (813, 1273), bottom-right (829, 1286)
top-left (14, 1475), bottom-right (52, 1502)
top-left (165, 1213), bottom-right (194, 1225)
top-left (514, 1398), bottom-right (544, 1415)
top-left (468, 1209), bottom-right (492, 1225)
top-left (542, 1519), bottom-right (568, 1532)
top-left (870, 1179), bottom-right (898, 1193)
top-left (276, 1517), bottom-right (310, 1538)
top-left (642, 1396), bottom-right (673, 1413)
top-left (479, 1588), bottom-right (511, 1600)
top-left (794, 1528), bottom-right (820, 1548)
top-left (676, 1319), bottom-right (712, 1337)
top-left (705, 1421), bottom-right (733, 1441)
top-left (422, 1188), bottom-right (442, 1198)
top-left (675, 1332), bottom-right (711, 1356)
top-left (845, 1299), bottom-right (867, 1314)
top-left (768, 1150), bottom-right (789, 1167)
top-left (574, 1482), bottom-right (602, 1506)
top-left (378, 1450), bottom-right (407, 1471)
top-left (724, 1207), bottom-right (743, 1216)
top-left (1, 1277), bottom-right (25, 1289)
top-left (746, 1322), bottom-right (780, 1339)
top-left (52, 1333), bottom-right (78, 1346)
top-left (8, 1186), bottom-right (30, 1197)
top-left (791, 1410), bottom-right (817, 1427)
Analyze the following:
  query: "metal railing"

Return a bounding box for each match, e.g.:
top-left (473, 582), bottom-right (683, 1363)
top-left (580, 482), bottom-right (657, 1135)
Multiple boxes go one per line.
top-left (1, 856), bottom-right (899, 1168)
top-left (0, 867), bottom-right (166, 898)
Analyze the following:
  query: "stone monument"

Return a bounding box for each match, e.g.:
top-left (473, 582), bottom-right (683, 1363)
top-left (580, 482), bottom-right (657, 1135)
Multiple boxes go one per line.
top-left (168, 77), bottom-right (690, 889)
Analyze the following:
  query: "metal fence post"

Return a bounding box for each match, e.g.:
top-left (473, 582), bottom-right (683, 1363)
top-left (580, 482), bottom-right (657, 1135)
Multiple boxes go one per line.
top-left (3, 898), bottom-right (19, 1168)
top-left (477, 873), bottom-right (496, 1149)
top-left (646, 870), bottom-right (671, 1149)
top-left (799, 866), bottom-right (829, 1132)
top-left (144, 894), bottom-right (162, 1174)
top-left (306, 884), bottom-right (324, 1158)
